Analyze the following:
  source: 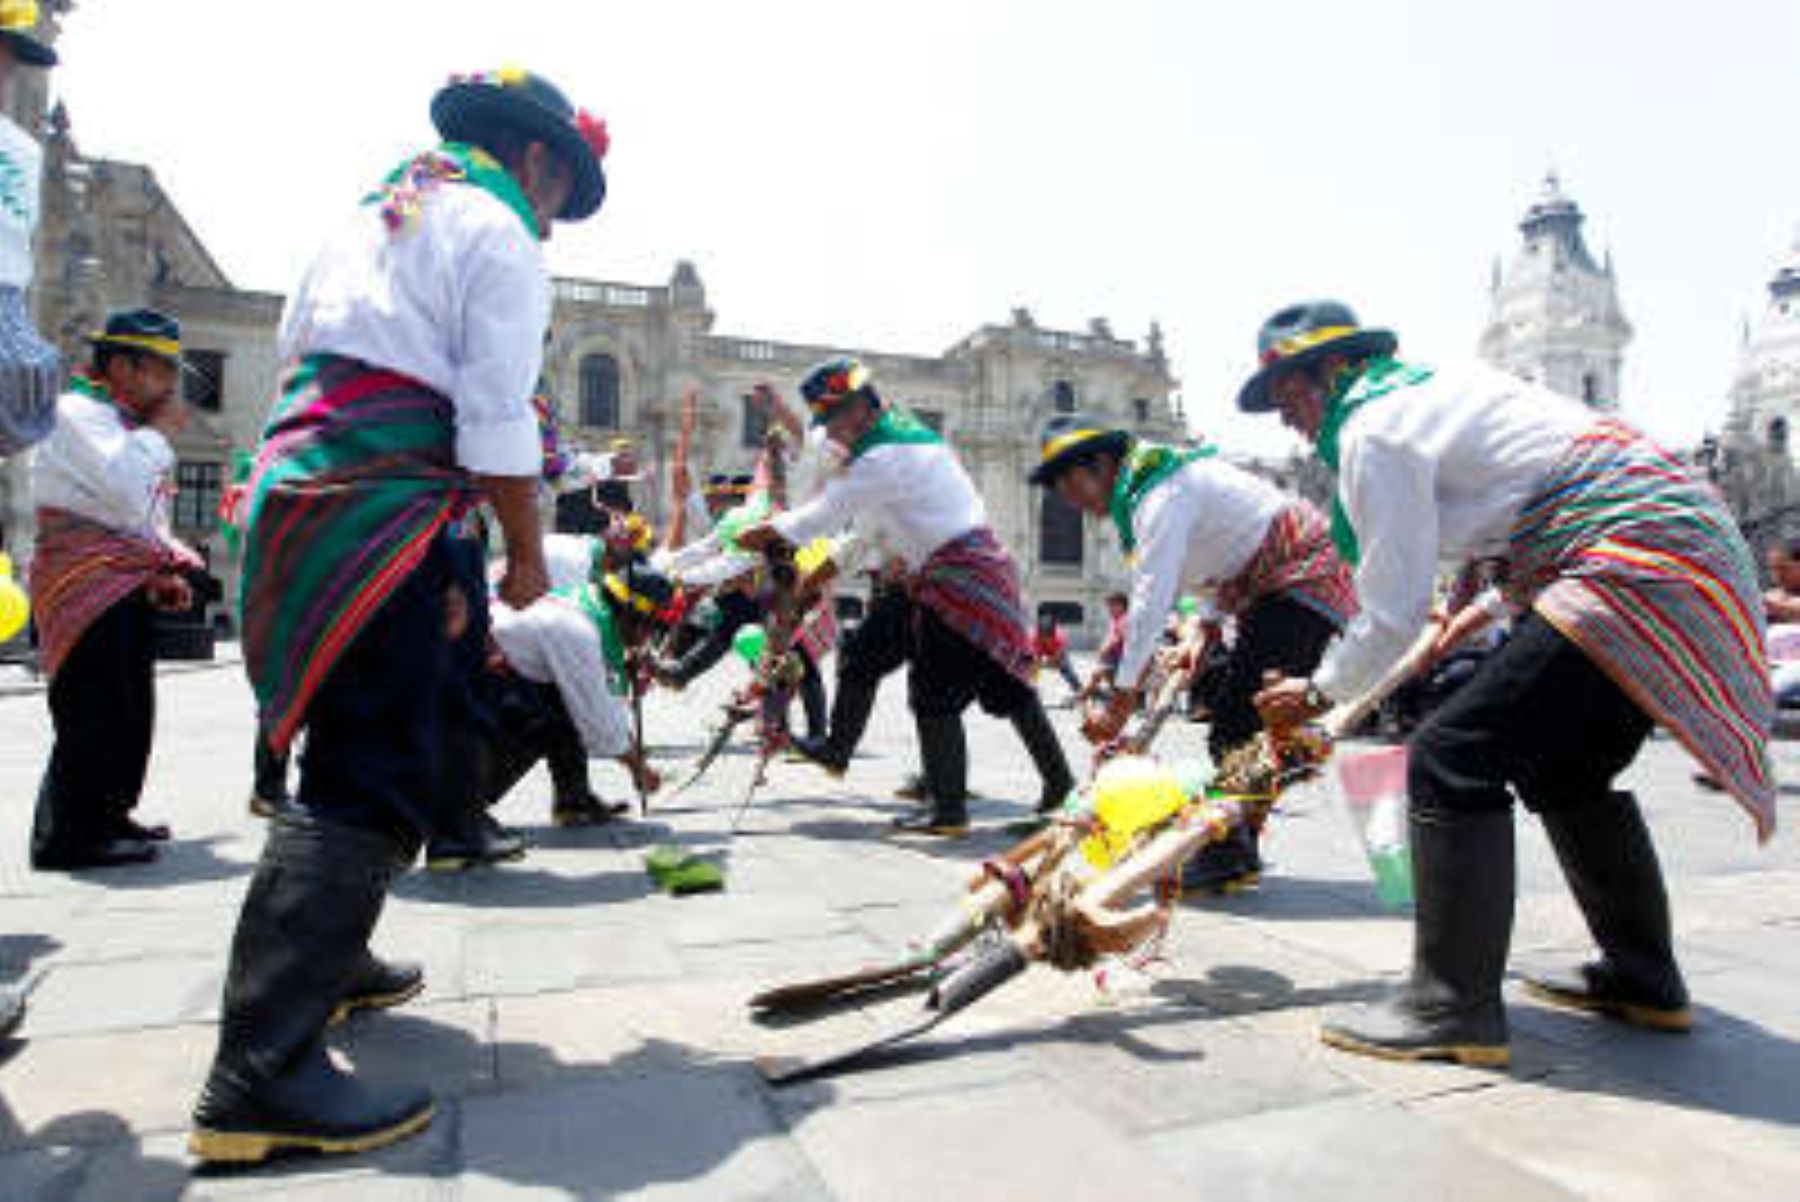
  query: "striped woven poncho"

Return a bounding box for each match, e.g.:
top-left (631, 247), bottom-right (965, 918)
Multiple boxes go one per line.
top-left (239, 355), bottom-right (472, 752)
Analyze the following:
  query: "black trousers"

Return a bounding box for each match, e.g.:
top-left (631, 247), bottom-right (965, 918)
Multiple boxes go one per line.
top-left (661, 591), bottom-right (762, 686)
top-left (666, 589), bottom-right (826, 738)
top-left (1205, 594), bottom-right (1340, 761)
top-left (839, 583), bottom-right (912, 690)
top-left (33, 589), bottom-right (157, 857)
top-left (839, 583), bottom-right (1033, 720)
top-left (469, 673), bottom-right (594, 811)
top-left (1408, 613), bottom-right (1652, 817)
top-left (293, 535), bottom-right (457, 847)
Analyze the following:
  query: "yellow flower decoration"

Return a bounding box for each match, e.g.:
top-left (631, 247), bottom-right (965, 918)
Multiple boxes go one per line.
top-left (497, 64), bottom-right (527, 87)
top-left (0, 0), bottom-right (41, 33)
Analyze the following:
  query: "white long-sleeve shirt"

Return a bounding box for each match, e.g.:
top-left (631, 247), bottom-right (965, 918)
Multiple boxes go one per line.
top-left (1116, 457), bottom-right (1287, 688)
top-left (0, 115), bottom-right (43, 290)
top-left (774, 438), bottom-right (985, 569)
top-left (31, 388), bottom-right (176, 541)
top-left (490, 595), bottom-right (634, 758)
top-left (1312, 361), bottom-right (1595, 703)
top-left (277, 179), bottom-right (547, 478)
top-left (544, 533), bottom-right (602, 592)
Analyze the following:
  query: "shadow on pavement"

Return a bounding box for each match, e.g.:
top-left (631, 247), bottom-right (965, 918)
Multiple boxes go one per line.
top-left (28, 835), bottom-right (249, 893)
top-left (191, 1014), bottom-right (812, 1198)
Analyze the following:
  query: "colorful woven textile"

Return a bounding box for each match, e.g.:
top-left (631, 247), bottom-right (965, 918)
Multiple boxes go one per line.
top-left (29, 506), bottom-right (199, 679)
top-left (1215, 502), bottom-right (1357, 629)
top-left (910, 527), bottom-right (1033, 684)
top-left (1504, 421), bottom-right (1776, 840)
top-left (239, 355), bottom-right (473, 752)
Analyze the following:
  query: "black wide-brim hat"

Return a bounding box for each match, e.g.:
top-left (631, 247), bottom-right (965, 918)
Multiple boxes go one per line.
top-left (431, 69), bottom-right (607, 222)
top-left (1237, 299), bottom-right (1396, 414)
top-left (87, 307), bottom-right (184, 366)
top-left (1028, 414), bottom-right (1131, 486)
top-left (0, 8), bottom-right (57, 68)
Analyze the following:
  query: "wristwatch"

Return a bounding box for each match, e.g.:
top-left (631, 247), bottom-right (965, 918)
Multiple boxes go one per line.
top-left (1303, 682), bottom-right (1329, 712)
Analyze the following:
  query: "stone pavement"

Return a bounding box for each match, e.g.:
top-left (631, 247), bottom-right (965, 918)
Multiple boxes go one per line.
top-left (1, 655), bottom-right (1798, 1200)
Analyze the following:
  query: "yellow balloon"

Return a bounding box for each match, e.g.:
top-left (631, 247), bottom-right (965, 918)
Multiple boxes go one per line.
top-left (1081, 755), bottom-right (1186, 869)
top-left (0, 576), bottom-right (28, 642)
top-left (795, 537), bottom-right (835, 576)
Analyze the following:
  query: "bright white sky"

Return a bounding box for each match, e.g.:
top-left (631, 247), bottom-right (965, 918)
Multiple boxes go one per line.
top-left (51, 0), bottom-right (1800, 456)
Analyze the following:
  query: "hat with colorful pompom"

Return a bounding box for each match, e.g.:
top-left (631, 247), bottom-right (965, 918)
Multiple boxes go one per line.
top-left (431, 66), bottom-right (608, 221)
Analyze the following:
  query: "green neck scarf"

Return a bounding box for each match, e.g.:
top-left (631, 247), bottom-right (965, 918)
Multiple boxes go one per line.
top-left (370, 142), bottom-right (539, 240)
top-left (1107, 440), bottom-right (1217, 553)
top-left (560, 583), bottom-right (629, 695)
top-left (849, 409), bottom-right (943, 462)
top-left (1312, 356), bottom-right (1435, 565)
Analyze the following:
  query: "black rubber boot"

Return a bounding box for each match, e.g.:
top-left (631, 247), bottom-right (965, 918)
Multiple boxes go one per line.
top-left (190, 813), bottom-right (434, 1165)
top-left (328, 951), bottom-right (425, 1028)
top-left (1521, 791), bottom-right (1691, 1032)
top-left (894, 714), bottom-right (970, 836)
top-left (1010, 696), bottom-right (1076, 814)
top-left (1320, 808), bottom-right (1513, 1068)
top-left (792, 672), bottom-right (878, 777)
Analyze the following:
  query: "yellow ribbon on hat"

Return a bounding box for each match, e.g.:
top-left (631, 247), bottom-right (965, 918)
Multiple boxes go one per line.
top-left (0, 1), bottom-right (41, 32)
top-left (1039, 427), bottom-right (1109, 465)
top-left (603, 573), bottom-right (661, 615)
top-left (1268, 324), bottom-right (1359, 360)
top-left (94, 332), bottom-right (182, 358)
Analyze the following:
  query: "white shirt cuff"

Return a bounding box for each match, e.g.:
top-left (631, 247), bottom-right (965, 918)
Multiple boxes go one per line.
top-left (456, 410), bottom-right (542, 477)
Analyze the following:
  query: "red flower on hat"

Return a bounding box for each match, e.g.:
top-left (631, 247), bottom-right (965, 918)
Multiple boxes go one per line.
top-left (575, 110), bottom-right (610, 161)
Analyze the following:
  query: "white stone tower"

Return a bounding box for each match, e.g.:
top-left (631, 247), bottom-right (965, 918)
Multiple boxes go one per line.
top-left (1725, 234), bottom-right (1800, 453)
top-left (1479, 173), bottom-right (1632, 409)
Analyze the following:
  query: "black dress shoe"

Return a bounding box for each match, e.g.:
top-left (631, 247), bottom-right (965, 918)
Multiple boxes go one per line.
top-left (788, 734), bottom-right (848, 777)
top-left (114, 816), bottom-right (172, 842)
top-left (425, 816), bottom-right (526, 872)
top-left (33, 838), bottom-right (158, 871)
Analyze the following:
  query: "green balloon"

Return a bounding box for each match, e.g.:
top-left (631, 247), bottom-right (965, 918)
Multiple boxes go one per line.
top-left (733, 623), bottom-right (768, 666)
top-left (1177, 594), bottom-right (1200, 617)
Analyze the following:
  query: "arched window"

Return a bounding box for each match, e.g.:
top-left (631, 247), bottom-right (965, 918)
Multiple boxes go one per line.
top-left (741, 393), bottom-right (769, 449)
top-left (1039, 491), bottom-right (1083, 567)
top-left (1051, 380), bottom-right (1077, 414)
top-left (579, 353), bottom-right (621, 429)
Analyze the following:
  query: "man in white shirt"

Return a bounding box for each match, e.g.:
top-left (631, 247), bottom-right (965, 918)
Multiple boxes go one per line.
top-left (193, 67), bottom-right (610, 1166)
top-left (1246, 301), bottom-right (1773, 1070)
top-left (1028, 413), bottom-right (1355, 892)
top-left (741, 358), bottom-right (1074, 836)
top-left (28, 309), bottom-right (201, 869)
top-left (439, 561), bottom-right (672, 849)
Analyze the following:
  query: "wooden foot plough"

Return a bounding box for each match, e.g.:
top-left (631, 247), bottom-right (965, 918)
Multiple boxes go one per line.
top-left (754, 626), bottom-right (1440, 1082)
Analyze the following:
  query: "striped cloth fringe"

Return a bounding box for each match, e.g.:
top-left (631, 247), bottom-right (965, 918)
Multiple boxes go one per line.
top-left (0, 285), bottom-right (62, 455)
top-left (240, 355), bottom-right (473, 753)
top-left (910, 527), bottom-right (1034, 684)
top-left (29, 507), bottom-right (200, 679)
top-left (1504, 420), bottom-right (1776, 841)
top-left (1215, 501), bottom-right (1358, 629)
